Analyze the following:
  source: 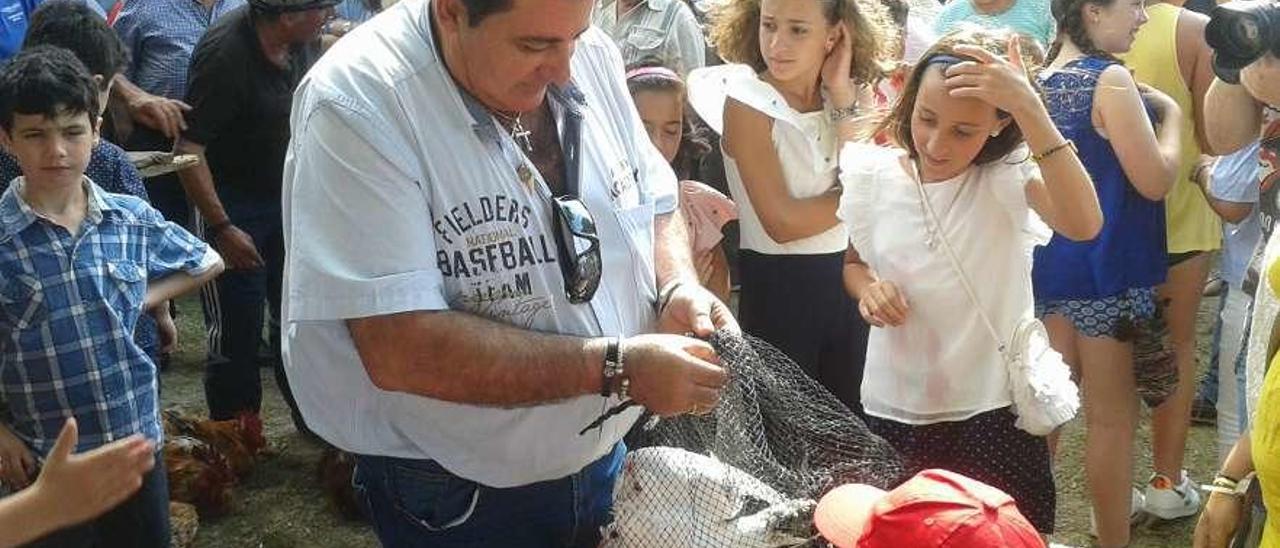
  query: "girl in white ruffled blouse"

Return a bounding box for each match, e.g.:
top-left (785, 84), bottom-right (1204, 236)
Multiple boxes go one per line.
top-left (839, 29), bottom-right (1101, 534)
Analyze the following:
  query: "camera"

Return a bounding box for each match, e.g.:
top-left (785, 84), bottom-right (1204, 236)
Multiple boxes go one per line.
top-left (1206, 0), bottom-right (1280, 84)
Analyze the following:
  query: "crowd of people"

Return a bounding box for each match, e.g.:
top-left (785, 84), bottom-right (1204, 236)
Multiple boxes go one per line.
top-left (0, 0), bottom-right (1279, 545)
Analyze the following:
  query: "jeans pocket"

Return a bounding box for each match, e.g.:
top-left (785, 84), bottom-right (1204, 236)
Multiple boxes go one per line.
top-left (386, 461), bottom-right (482, 532)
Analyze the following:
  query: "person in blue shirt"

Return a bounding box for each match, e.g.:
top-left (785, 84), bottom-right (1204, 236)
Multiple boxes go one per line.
top-left (0, 0), bottom-right (176, 364)
top-left (0, 46), bottom-right (223, 546)
top-left (0, 0), bottom-right (103, 62)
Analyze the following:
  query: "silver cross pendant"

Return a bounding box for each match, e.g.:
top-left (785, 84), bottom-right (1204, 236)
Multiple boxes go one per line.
top-left (511, 119), bottom-right (533, 154)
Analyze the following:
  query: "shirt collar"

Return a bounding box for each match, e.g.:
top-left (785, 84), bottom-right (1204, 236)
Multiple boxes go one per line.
top-left (0, 177), bottom-right (117, 238)
top-left (645, 0), bottom-right (670, 12)
top-left (423, 2), bottom-right (588, 143)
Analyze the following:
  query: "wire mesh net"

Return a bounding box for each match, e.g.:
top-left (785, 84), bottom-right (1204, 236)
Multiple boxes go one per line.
top-left (601, 331), bottom-right (907, 547)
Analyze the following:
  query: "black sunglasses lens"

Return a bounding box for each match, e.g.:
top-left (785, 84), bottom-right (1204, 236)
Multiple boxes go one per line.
top-left (553, 197), bottom-right (602, 303)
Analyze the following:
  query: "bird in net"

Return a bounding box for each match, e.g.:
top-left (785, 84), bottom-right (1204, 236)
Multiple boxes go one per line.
top-left (599, 330), bottom-right (907, 547)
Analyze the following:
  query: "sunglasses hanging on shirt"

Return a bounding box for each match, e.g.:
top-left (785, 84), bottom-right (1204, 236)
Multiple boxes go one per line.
top-left (546, 91), bottom-right (601, 304)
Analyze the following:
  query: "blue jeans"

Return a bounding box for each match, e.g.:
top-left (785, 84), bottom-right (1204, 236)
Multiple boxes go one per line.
top-left (353, 443), bottom-right (624, 548)
top-left (26, 451), bottom-right (170, 547)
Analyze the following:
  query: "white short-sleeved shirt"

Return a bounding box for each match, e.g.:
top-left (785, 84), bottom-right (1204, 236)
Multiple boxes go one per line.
top-left (838, 143), bottom-right (1050, 424)
top-left (594, 0), bottom-right (706, 77)
top-left (688, 64), bottom-right (847, 255)
top-left (281, 0), bottom-right (677, 488)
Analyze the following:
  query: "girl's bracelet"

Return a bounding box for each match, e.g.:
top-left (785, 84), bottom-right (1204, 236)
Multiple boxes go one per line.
top-left (1031, 140), bottom-right (1076, 164)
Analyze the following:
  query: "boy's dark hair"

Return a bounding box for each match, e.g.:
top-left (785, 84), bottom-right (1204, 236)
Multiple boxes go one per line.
top-left (23, 0), bottom-right (127, 89)
top-left (0, 46), bottom-right (100, 133)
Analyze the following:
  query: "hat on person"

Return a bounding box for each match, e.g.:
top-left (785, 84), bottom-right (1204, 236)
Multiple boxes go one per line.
top-left (814, 469), bottom-right (1046, 548)
top-left (248, 0), bottom-right (340, 13)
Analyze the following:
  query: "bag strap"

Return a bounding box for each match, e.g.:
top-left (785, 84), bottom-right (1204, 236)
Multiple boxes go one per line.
top-left (907, 159), bottom-right (1008, 357)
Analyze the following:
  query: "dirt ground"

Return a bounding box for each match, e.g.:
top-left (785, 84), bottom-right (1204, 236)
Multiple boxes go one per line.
top-left (162, 285), bottom-right (1223, 547)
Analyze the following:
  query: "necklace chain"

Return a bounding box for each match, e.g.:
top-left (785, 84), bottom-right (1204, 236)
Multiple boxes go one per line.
top-left (491, 109), bottom-right (533, 154)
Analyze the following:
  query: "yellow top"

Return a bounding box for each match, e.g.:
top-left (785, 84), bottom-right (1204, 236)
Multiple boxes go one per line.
top-left (1119, 3), bottom-right (1221, 253)
top-left (1254, 258), bottom-right (1280, 547)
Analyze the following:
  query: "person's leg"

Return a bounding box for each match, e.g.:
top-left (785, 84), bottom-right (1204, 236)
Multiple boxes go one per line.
top-left (1077, 331), bottom-right (1139, 547)
top-left (571, 442), bottom-right (625, 548)
top-left (736, 252), bottom-right (823, 381)
top-left (204, 200), bottom-right (269, 420)
top-left (1043, 314), bottom-right (1080, 458)
top-left (91, 452), bottom-right (172, 547)
top-left (1197, 285), bottom-right (1228, 411)
top-left (1150, 253), bottom-right (1210, 513)
top-left (947, 409), bottom-right (1056, 534)
top-left (1216, 286), bottom-right (1250, 459)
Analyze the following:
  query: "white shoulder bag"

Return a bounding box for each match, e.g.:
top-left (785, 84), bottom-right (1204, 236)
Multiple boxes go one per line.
top-left (909, 160), bottom-right (1079, 436)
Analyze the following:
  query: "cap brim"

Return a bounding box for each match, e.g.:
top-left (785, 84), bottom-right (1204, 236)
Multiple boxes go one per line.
top-left (814, 484), bottom-right (886, 548)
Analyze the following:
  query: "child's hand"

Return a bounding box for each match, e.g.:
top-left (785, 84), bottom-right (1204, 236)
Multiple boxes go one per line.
top-left (153, 302), bottom-right (178, 355)
top-left (858, 280), bottom-right (909, 327)
top-left (820, 21), bottom-right (857, 108)
top-left (942, 35), bottom-right (1039, 119)
top-left (1137, 83), bottom-right (1180, 127)
top-left (31, 419), bottom-right (155, 527)
top-left (0, 421), bottom-right (35, 489)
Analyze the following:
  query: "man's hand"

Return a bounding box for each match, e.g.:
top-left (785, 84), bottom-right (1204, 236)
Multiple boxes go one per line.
top-left (214, 225), bottom-right (264, 270)
top-left (0, 422), bottom-right (35, 490)
top-left (1193, 491), bottom-right (1246, 548)
top-left (623, 334), bottom-right (727, 417)
top-left (128, 94), bottom-right (191, 140)
top-left (31, 419), bottom-right (155, 527)
top-left (657, 280), bottom-right (738, 337)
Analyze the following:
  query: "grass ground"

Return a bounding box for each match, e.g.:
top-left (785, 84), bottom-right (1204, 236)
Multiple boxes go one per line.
top-left (161, 288), bottom-right (1222, 547)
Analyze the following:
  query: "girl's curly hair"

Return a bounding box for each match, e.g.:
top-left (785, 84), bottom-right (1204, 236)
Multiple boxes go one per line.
top-left (708, 0), bottom-right (897, 84)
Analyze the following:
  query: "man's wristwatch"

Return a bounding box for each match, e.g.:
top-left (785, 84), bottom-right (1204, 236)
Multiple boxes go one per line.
top-left (600, 337), bottom-right (626, 398)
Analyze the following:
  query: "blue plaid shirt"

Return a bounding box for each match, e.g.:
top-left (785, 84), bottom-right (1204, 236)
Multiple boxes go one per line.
top-left (0, 179), bottom-right (217, 456)
top-left (114, 0), bottom-right (244, 100)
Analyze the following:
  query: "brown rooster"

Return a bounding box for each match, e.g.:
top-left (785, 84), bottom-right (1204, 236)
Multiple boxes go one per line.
top-left (316, 448), bottom-right (365, 521)
top-left (164, 436), bottom-right (237, 518)
top-left (163, 409), bottom-right (267, 478)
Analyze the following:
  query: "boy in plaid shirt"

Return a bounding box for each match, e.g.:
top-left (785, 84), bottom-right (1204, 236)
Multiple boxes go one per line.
top-left (0, 46), bottom-right (223, 546)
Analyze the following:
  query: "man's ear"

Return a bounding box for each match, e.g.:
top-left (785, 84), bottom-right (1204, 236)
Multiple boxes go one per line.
top-left (93, 115), bottom-right (103, 147)
top-left (434, 0), bottom-right (468, 34)
top-left (0, 128), bottom-right (12, 154)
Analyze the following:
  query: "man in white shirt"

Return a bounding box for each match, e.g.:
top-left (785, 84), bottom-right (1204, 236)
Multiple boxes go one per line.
top-left (594, 0), bottom-right (706, 76)
top-left (281, 0), bottom-right (735, 545)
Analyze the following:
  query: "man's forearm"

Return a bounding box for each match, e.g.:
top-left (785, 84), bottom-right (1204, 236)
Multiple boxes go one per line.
top-left (111, 74), bottom-right (147, 106)
top-left (654, 208), bottom-right (698, 290)
top-left (174, 140), bottom-right (229, 225)
top-left (348, 310), bottom-right (608, 406)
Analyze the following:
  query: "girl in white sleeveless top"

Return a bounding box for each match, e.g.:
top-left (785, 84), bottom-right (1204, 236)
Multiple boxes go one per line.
top-left (688, 0), bottom-right (893, 413)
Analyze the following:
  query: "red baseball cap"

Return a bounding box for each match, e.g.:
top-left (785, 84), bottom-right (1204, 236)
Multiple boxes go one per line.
top-left (813, 469), bottom-right (1046, 548)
